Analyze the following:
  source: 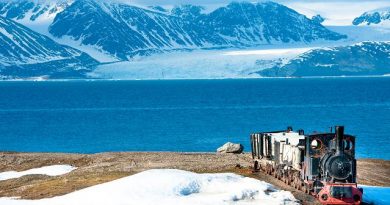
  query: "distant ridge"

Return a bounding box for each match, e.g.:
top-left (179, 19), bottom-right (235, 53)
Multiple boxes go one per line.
top-left (353, 7), bottom-right (390, 26)
top-left (258, 42), bottom-right (390, 77)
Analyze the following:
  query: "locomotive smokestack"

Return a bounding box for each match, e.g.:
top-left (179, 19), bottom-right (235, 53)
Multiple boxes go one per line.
top-left (335, 126), bottom-right (344, 154)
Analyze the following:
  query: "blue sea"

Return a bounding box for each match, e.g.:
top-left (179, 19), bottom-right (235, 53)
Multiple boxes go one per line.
top-left (0, 77), bottom-right (389, 160)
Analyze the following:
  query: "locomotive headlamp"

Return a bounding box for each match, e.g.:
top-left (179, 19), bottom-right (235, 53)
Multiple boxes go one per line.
top-left (321, 194), bottom-right (328, 201)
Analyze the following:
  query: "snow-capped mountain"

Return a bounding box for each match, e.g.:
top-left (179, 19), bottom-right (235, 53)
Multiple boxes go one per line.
top-left (49, 0), bottom-right (346, 60)
top-left (0, 0), bottom-right (346, 61)
top-left (2, 0), bottom-right (389, 79)
top-left (0, 16), bottom-right (98, 79)
top-left (0, 0), bottom-right (72, 30)
top-left (258, 41), bottom-right (390, 77)
top-left (353, 7), bottom-right (390, 26)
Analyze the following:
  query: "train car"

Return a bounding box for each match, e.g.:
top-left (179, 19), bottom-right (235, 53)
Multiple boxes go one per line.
top-left (250, 126), bottom-right (363, 205)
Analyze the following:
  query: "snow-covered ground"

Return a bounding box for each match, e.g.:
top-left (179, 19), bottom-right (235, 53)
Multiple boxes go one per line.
top-left (0, 169), bottom-right (298, 205)
top-left (0, 168), bottom-right (388, 205)
top-left (0, 165), bottom-right (76, 181)
top-left (360, 185), bottom-right (390, 205)
top-left (93, 47), bottom-right (314, 80)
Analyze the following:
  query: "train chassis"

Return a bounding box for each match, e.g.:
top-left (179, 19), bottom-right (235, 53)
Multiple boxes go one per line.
top-left (254, 161), bottom-right (311, 193)
top-left (253, 152), bottom-right (363, 205)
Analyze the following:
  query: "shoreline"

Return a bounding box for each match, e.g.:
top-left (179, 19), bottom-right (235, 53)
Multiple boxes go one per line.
top-left (1, 74), bottom-right (390, 82)
top-left (1, 151), bottom-right (388, 161)
top-left (1, 152), bottom-right (389, 204)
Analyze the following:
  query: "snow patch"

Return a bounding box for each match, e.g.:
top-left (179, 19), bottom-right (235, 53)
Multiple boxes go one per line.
top-left (0, 169), bottom-right (298, 205)
top-left (0, 165), bottom-right (76, 181)
top-left (0, 27), bottom-right (13, 40)
top-left (50, 35), bottom-right (120, 63)
top-left (360, 185), bottom-right (390, 205)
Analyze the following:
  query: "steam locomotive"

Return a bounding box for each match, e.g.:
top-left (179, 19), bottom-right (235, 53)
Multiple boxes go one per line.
top-left (250, 126), bottom-right (363, 204)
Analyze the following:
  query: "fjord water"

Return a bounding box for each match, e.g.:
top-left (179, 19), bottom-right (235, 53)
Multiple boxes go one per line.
top-left (0, 78), bottom-right (389, 160)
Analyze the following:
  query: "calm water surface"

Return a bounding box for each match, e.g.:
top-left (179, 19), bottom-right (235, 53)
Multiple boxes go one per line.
top-left (0, 78), bottom-right (389, 159)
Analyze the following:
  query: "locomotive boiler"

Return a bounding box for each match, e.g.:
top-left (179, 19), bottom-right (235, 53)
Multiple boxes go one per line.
top-left (250, 126), bottom-right (363, 205)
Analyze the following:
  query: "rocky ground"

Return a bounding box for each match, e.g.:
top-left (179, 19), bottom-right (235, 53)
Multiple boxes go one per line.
top-left (0, 152), bottom-right (389, 204)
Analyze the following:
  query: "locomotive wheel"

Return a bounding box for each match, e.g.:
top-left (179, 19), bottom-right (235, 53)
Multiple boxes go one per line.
top-left (283, 176), bottom-right (287, 184)
top-left (304, 185), bottom-right (310, 194)
top-left (287, 176), bottom-right (291, 185)
top-left (300, 183), bottom-right (305, 192)
top-left (266, 166), bottom-right (271, 175)
top-left (293, 179), bottom-right (297, 189)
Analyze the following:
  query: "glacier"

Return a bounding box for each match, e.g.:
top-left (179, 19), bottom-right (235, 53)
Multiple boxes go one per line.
top-left (93, 47), bottom-right (313, 80)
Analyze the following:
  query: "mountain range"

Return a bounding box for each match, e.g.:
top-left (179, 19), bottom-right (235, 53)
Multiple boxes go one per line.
top-left (0, 0), bottom-right (389, 79)
top-left (50, 0), bottom-right (346, 60)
